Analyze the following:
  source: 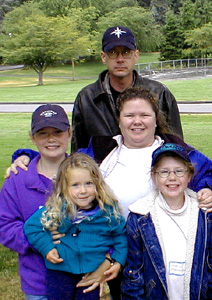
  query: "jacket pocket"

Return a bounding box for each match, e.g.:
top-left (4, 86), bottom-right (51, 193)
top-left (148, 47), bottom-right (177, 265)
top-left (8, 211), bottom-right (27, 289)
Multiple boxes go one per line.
top-left (123, 263), bottom-right (144, 283)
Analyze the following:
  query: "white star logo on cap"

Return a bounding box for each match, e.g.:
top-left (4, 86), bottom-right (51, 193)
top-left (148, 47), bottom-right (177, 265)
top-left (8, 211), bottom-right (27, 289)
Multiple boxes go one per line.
top-left (40, 110), bottom-right (57, 118)
top-left (110, 27), bottom-right (126, 38)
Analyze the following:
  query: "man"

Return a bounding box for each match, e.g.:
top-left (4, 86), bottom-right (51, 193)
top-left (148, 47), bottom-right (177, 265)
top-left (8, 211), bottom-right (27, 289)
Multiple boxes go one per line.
top-left (73, 26), bottom-right (183, 152)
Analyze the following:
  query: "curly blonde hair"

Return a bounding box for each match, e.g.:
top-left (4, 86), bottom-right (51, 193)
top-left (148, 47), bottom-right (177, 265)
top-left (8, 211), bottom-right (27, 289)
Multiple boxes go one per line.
top-left (41, 153), bottom-right (121, 229)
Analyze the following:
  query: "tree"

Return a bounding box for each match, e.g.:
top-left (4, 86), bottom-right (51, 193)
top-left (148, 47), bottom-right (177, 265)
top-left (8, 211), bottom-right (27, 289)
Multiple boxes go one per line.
top-left (180, 0), bottom-right (195, 31)
top-left (150, 0), bottom-right (169, 24)
top-left (184, 22), bottom-right (212, 58)
top-left (109, 0), bottom-right (139, 10)
top-left (97, 6), bottom-right (162, 52)
top-left (167, 0), bottom-right (182, 13)
top-left (33, 0), bottom-right (74, 17)
top-left (160, 9), bottom-right (184, 60)
top-left (0, 2), bottom-right (91, 85)
top-left (67, 7), bottom-right (99, 36)
top-left (137, 0), bottom-right (151, 8)
top-left (193, 0), bottom-right (212, 27)
top-left (33, 0), bottom-right (105, 17)
top-left (71, 0), bottom-right (140, 16)
top-left (0, 0), bottom-right (20, 23)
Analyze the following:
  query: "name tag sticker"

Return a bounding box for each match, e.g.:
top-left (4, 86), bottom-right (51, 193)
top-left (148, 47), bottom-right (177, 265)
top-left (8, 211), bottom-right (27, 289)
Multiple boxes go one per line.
top-left (169, 261), bottom-right (185, 276)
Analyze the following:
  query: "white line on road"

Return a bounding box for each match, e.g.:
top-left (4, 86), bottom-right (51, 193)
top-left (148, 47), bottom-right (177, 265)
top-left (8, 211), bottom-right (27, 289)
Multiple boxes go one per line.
top-left (0, 103), bottom-right (212, 113)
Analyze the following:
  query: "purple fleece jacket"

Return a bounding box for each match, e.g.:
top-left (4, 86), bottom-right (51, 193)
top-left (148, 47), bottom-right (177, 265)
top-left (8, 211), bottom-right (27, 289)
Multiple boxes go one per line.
top-left (0, 155), bottom-right (53, 295)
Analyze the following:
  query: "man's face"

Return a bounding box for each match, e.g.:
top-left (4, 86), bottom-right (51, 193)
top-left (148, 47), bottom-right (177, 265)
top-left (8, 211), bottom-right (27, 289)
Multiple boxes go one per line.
top-left (101, 46), bottom-right (139, 79)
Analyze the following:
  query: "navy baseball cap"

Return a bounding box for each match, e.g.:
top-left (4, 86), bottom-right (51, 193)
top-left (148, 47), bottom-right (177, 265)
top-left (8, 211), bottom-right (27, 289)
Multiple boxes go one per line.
top-left (152, 143), bottom-right (191, 167)
top-left (31, 104), bottom-right (70, 135)
top-left (102, 26), bottom-right (136, 52)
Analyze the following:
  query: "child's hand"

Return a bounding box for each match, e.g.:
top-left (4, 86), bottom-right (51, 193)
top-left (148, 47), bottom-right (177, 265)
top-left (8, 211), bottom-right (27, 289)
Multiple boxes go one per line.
top-left (50, 229), bottom-right (65, 245)
top-left (5, 155), bottom-right (30, 178)
top-left (198, 188), bottom-right (212, 212)
top-left (104, 262), bottom-right (121, 282)
top-left (46, 248), bottom-right (64, 264)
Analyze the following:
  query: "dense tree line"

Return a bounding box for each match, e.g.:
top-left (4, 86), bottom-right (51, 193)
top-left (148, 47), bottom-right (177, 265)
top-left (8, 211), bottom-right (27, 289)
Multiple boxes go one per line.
top-left (161, 0), bottom-right (212, 60)
top-left (0, 0), bottom-right (212, 84)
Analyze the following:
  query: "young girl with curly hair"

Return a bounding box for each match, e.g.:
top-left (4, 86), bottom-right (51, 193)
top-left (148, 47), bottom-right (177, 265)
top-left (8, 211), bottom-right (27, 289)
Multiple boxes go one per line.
top-left (24, 153), bottom-right (127, 300)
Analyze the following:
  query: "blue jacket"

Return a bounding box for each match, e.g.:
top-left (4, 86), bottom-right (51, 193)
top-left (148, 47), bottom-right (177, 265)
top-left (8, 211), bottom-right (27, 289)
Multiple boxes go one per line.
top-left (24, 204), bottom-right (127, 274)
top-left (121, 191), bottom-right (212, 300)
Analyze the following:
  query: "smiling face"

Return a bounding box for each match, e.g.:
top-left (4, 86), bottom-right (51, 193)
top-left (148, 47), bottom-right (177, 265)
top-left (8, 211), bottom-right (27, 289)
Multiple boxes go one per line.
top-left (67, 168), bottom-right (96, 210)
top-left (119, 98), bottom-right (157, 148)
top-left (152, 156), bottom-right (192, 209)
top-left (101, 46), bottom-right (139, 79)
top-left (31, 127), bottom-right (71, 161)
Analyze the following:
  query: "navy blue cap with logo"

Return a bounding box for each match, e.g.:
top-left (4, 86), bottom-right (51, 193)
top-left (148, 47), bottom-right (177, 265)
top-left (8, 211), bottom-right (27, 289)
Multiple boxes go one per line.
top-left (151, 143), bottom-right (191, 167)
top-left (102, 26), bottom-right (137, 52)
top-left (31, 104), bottom-right (70, 135)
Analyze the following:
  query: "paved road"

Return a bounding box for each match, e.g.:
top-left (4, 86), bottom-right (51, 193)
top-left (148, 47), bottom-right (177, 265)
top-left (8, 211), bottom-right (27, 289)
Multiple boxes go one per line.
top-left (178, 102), bottom-right (212, 114)
top-left (0, 65), bottom-right (24, 71)
top-left (0, 103), bottom-right (74, 113)
top-left (0, 102), bottom-right (212, 113)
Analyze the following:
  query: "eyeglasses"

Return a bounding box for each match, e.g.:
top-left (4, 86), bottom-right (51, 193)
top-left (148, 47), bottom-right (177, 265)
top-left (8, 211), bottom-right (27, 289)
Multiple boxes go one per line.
top-left (155, 169), bottom-right (188, 178)
top-left (106, 49), bottom-right (134, 59)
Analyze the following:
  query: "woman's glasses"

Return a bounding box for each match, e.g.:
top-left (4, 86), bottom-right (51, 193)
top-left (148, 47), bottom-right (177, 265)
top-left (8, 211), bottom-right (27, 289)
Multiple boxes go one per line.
top-left (155, 169), bottom-right (188, 178)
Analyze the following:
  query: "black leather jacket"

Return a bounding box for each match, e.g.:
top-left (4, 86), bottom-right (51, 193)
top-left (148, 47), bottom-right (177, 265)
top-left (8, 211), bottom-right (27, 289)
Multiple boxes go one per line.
top-left (71, 70), bottom-right (183, 152)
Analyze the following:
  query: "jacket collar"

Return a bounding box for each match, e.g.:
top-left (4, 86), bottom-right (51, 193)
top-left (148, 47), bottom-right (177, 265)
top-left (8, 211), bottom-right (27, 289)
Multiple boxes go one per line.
top-left (102, 70), bottom-right (138, 94)
top-left (90, 132), bottom-right (190, 165)
top-left (129, 188), bottom-right (198, 216)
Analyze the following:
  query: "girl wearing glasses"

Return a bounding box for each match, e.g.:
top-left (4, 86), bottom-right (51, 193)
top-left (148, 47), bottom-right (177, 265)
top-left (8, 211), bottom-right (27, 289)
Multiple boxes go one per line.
top-left (122, 143), bottom-right (212, 300)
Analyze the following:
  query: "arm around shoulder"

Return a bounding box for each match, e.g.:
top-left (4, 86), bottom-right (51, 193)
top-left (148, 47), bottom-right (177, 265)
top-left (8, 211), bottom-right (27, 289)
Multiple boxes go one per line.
top-left (12, 149), bottom-right (39, 162)
top-left (188, 148), bottom-right (212, 192)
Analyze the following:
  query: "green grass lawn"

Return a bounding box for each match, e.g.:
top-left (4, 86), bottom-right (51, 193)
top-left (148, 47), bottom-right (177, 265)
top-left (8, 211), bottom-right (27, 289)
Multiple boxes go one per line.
top-left (0, 80), bottom-right (93, 102)
top-left (0, 53), bottom-right (162, 102)
top-left (163, 77), bottom-right (212, 101)
top-left (1, 64), bottom-right (212, 102)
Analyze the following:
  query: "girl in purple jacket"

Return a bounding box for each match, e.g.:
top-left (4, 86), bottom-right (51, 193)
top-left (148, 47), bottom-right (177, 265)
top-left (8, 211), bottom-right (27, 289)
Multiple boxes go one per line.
top-left (0, 104), bottom-right (71, 300)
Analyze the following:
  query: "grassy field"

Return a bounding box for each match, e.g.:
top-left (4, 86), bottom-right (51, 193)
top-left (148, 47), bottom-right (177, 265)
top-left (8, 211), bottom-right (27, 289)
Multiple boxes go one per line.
top-left (1, 53), bottom-right (212, 102)
top-left (1, 76), bottom-right (212, 102)
top-left (0, 53), bottom-right (162, 102)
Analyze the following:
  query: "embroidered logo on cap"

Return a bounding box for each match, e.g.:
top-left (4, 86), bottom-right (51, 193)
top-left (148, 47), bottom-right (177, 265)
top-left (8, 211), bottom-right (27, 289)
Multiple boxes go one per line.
top-left (110, 27), bottom-right (126, 38)
top-left (40, 110), bottom-right (57, 118)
